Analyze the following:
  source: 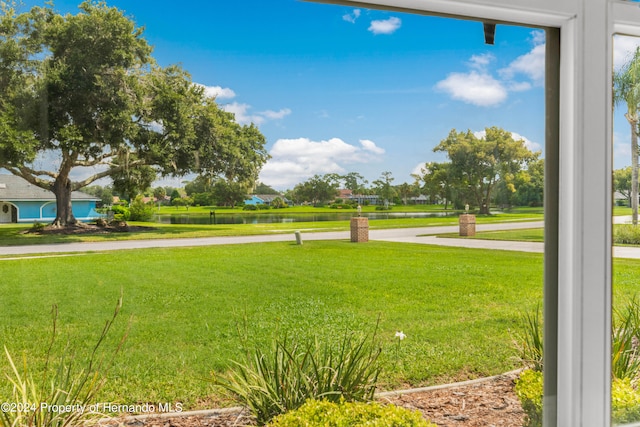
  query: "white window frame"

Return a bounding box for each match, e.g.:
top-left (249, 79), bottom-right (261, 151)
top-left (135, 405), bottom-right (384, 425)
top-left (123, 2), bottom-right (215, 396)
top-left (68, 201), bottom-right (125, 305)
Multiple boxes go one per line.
top-left (305, 1), bottom-right (640, 425)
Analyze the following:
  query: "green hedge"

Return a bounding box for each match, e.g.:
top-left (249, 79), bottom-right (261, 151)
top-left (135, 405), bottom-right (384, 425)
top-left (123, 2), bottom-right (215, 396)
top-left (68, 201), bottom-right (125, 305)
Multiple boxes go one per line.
top-left (267, 399), bottom-right (435, 427)
top-left (614, 224), bottom-right (640, 245)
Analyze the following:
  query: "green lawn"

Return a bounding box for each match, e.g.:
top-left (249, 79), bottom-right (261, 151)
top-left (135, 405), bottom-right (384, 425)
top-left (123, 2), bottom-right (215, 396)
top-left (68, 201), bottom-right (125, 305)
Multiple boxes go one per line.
top-left (2, 239), bottom-right (638, 410)
top-left (440, 228), bottom-right (545, 242)
top-left (0, 241), bottom-right (545, 409)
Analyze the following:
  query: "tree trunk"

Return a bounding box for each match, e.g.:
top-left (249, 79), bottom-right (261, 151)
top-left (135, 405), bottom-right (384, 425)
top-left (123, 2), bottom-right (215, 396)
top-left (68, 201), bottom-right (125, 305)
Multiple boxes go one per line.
top-left (52, 175), bottom-right (77, 227)
top-left (632, 118), bottom-right (638, 226)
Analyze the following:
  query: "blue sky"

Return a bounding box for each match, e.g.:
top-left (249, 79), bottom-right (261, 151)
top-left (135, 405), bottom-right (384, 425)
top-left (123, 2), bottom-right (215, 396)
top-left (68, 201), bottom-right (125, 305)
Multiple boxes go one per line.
top-left (16, 0), bottom-right (637, 190)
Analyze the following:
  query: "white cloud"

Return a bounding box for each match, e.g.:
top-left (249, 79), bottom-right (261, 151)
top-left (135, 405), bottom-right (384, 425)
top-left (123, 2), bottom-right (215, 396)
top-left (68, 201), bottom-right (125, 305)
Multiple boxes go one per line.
top-left (435, 71), bottom-right (507, 107)
top-left (343, 9), bottom-right (361, 23)
top-left (411, 163), bottom-right (426, 176)
top-left (223, 102), bottom-right (263, 125)
top-left (499, 43), bottom-right (546, 85)
top-left (360, 139), bottom-right (385, 154)
top-left (507, 81), bottom-right (532, 92)
top-left (614, 35), bottom-right (640, 71)
top-left (436, 31), bottom-right (545, 107)
top-left (368, 17), bottom-right (401, 35)
top-left (260, 108), bottom-right (292, 120)
top-left (469, 53), bottom-right (494, 71)
top-left (222, 102), bottom-right (291, 126)
top-left (259, 137), bottom-right (385, 188)
top-left (195, 83), bottom-right (236, 100)
top-left (473, 130), bottom-right (541, 152)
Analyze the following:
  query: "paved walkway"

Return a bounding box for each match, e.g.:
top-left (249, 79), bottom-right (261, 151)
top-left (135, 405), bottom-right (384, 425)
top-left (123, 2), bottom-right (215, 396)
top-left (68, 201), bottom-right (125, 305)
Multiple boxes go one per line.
top-left (0, 221), bottom-right (542, 256)
top-left (2, 218), bottom-right (640, 259)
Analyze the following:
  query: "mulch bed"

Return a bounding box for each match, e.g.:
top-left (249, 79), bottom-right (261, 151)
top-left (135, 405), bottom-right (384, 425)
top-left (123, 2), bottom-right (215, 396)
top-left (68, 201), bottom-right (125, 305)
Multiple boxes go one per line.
top-left (24, 223), bottom-right (155, 235)
top-left (107, 372), bottom-right (525, 427)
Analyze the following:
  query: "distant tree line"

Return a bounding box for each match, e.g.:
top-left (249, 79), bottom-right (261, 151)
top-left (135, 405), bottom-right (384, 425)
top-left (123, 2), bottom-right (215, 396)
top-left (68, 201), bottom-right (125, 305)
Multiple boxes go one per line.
top-left (85, 126), bottom-right (548, 212)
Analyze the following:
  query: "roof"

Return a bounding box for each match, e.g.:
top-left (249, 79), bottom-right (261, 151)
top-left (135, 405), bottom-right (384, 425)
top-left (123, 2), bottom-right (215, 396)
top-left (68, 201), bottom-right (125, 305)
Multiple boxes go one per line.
top-left (252, 194), bottom-right (288, 202)
top-left (0, 175), bottom-right (99, 201)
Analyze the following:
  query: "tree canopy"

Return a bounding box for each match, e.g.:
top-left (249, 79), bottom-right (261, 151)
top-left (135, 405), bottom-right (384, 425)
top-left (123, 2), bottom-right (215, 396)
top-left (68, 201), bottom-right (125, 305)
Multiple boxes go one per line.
top-left (430, 127), bottom-right (540, 213)
top-left (0, 1), bottom-right (268, 226)
top-left (292, 174), bottom-right (339, 207)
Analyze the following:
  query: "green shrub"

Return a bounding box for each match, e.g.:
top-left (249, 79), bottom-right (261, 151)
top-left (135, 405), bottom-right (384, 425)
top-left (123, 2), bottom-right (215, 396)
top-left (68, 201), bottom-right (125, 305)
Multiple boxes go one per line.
top-left (612, 377), bottom-right (640, 423)
top-left (243, 204), bottom-right (258, 210)
top-left (516, 370), bottom-right (640, 426)
top-left (257, 204), bottom-right (271, 210)
top-left (267, 398), bottom-right (435, 427)
top-left (129, 196), bottom-right (155, 221)
top-left (271, 198), bottom-right (288, 209)
top-left (515, 369), bottom-right (543, 427)
top-left (109, 204), bottom-right (130, 221)
top-left (31, 222), bottom-right (45, 231)
top-left (0, 297), bottom-right (125, 427)
top-left (213, 329), bottom-right (382, 425)
top-left (614, 224), bottom-right (640, 245)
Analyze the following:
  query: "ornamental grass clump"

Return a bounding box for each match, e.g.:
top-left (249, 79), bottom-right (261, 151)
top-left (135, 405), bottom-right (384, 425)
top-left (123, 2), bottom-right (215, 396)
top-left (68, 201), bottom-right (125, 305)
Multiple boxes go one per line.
top-left (0, 297), bottom-right (126, 427)
top-left (512, 306), bottom-right (543, 372)
top-left (612, 298), bottom-right (640, 382)
top-left (213, 327), bottom-right (382, 425)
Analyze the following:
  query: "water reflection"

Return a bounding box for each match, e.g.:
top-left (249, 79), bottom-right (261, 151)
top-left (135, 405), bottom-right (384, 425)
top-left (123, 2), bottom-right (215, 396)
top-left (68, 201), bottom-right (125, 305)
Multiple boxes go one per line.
top-left (154, 211), bottom-right (457, 225)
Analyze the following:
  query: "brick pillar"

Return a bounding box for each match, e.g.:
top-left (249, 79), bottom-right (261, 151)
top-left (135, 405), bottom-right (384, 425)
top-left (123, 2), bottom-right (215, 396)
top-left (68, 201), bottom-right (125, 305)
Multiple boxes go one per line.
top-left (350, 217), bottom-right (369, 242)
top-left (459, 214), bottom-right (476, 237)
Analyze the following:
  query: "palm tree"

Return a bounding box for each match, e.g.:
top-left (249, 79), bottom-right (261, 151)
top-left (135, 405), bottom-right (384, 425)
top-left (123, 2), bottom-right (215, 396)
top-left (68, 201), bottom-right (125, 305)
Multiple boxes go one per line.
top-left (614, 47), bottom-right (640, 225)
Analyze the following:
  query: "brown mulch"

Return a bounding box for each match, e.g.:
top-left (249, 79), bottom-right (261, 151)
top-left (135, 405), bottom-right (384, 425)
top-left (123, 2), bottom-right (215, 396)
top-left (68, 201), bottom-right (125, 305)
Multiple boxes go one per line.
top-left (380, 372), bottom-right (525, 426)
top-left (23, 222), bottom-right (155, 235)
top-left (109, 372), bottom-right (525, 427)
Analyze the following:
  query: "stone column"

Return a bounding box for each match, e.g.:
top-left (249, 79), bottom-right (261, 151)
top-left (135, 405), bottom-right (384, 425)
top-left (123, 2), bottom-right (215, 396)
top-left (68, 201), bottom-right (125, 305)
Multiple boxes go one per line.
top-left (459, 214), bottom-right (476, 237)
top-left (350, 217), bottom-right (369, 242)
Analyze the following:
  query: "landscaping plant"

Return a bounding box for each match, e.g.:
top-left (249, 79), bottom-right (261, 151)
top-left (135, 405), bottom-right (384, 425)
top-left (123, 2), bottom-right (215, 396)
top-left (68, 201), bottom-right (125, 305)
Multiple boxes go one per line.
top-left (266, 398), bottom-right (435, 427)
top-left (612, 297), bottom-right (640, 382)
top-left (513, 306), bottom-right (543, 372)
top-left (0, 297), bottom-right (126, 427)
top-left (516, 370), bottom-right (640, 426)
top-left (213, 327), bottom-right (382, 425)
top-left (614, 224), bottom-right (640, 245)
top-left (515, 298), bottom-right (640, 426)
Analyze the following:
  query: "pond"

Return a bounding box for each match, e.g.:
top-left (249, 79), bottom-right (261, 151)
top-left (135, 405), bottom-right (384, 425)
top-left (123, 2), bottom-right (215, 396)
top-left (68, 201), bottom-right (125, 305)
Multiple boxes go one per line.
top-left (153, 211), bottom-right (458, 225)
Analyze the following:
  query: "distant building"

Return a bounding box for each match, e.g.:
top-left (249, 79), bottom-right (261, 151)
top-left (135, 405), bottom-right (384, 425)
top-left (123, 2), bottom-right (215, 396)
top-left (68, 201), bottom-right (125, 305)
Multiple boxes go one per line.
top-left (410, 195), bottom-right (430, 205)
top-left (244, 194), bottom-right (291, 206)
top-left (336, 189), bottom-right (380, 205)
top-left (0, 175), bottom-right (100, 223)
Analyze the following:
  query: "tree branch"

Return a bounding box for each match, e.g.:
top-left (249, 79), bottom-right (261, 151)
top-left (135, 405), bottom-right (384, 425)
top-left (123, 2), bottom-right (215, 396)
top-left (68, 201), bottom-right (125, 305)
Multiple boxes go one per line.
top-left (13, 165), bottom-right (58, 179)
top-left (70, 159), bottom-right (148, 190)
top-left (4, 167), bottom-right (55, 191)
top-left (74, 150), bottom-right (119, 167)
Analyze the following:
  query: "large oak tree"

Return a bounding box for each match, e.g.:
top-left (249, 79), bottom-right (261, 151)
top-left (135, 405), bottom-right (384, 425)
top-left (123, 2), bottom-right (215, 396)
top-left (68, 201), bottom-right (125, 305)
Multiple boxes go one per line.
top-left (0, 1), bottom-right (268, 226)
top-left (434, 127), bottom-right (539, 214)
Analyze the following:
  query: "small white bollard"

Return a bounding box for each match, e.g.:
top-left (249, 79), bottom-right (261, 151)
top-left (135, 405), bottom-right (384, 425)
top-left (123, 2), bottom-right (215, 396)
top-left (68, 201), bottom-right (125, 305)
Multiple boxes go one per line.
top-left (294, 230), bottom-right (303, 245)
